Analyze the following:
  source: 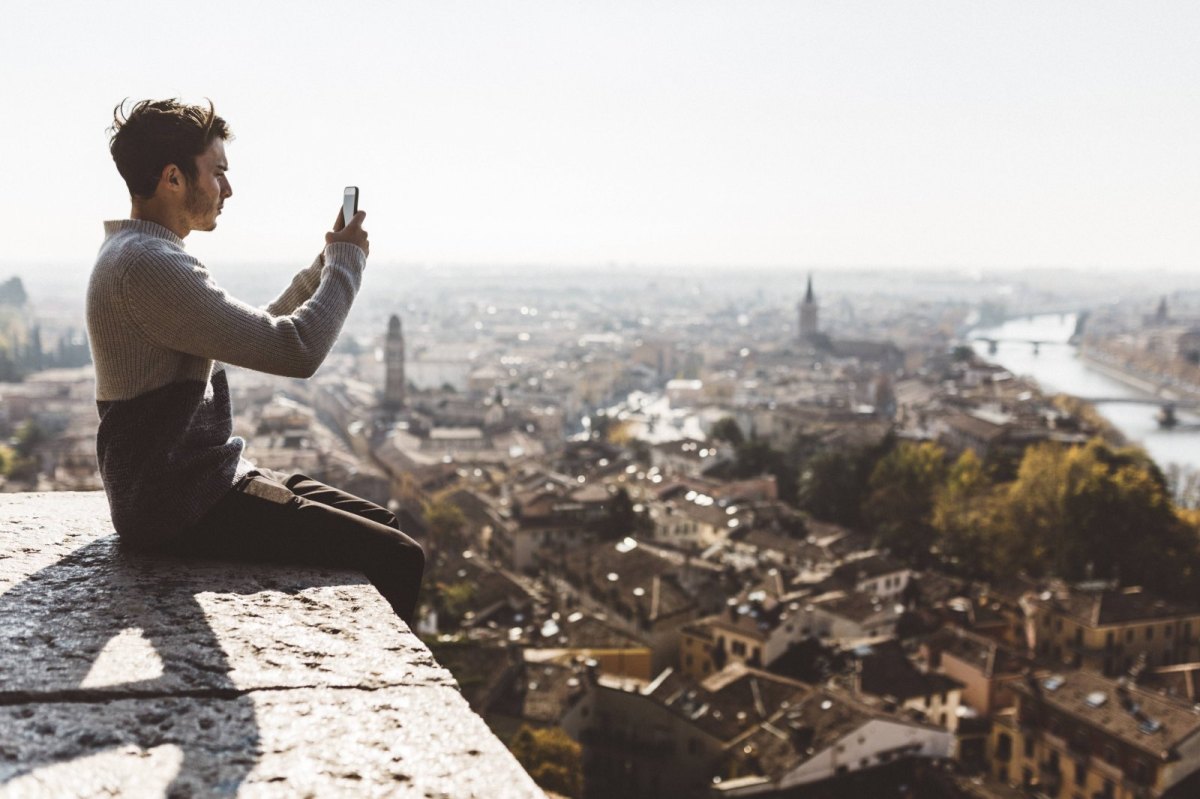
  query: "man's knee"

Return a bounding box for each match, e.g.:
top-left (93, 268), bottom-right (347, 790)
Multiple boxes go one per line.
top-left (407, 539), bottom-right (426, 574)
top-left (382, 532), bottom-right (425, 573)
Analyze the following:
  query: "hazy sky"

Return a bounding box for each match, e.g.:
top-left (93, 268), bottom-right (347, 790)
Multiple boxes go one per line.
top-left (2, 1), bottom-right (1198, 271)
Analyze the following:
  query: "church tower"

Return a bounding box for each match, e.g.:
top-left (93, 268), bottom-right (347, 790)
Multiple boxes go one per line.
top-left (798, 274), bottom-right (819, 339)
top-left (384, 314), bottom-right (405, 409)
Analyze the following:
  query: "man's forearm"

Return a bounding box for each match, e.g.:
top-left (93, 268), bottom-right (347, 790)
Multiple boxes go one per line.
top-left (265, 253), bottom-right (325, 317)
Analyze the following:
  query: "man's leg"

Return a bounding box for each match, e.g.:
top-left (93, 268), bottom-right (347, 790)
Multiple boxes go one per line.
top-left (180, 474), bottom-right (425, 625)
top-left (281, 473), bottom-right (401, 530)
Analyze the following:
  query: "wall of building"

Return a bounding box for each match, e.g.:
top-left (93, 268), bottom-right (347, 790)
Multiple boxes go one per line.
top-left (777, 719), bottom-right (954, 792)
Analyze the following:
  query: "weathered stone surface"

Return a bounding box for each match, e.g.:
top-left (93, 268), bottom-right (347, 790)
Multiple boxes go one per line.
top-left (0, 492), bottom-right (544, 797)
top-left (1, 686), bottom-right (539, 798)
top-left (1, 493), bottom-right (452, 697)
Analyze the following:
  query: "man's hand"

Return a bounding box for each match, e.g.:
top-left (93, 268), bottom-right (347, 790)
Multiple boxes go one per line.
top-left (326, 208), bottom-right (369, 257)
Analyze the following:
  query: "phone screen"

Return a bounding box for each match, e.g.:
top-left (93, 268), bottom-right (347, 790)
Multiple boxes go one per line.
top-left (343, 187), bottom-right (359, 227)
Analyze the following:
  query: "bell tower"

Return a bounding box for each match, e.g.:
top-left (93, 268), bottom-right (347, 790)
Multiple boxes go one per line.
top-left (798, 274), bottom-right (819, 339)
top-left (384, 314), bottom-right (405, 409)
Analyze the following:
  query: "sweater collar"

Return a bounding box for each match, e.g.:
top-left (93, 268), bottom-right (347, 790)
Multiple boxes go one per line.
top-left (104, 219), bottom-right (185, 248)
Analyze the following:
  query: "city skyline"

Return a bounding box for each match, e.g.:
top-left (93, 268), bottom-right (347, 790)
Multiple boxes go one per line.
top-left (3, 1), bottom-right (1199, 272)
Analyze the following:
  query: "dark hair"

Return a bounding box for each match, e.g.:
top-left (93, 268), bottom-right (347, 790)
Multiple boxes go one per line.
top-left (108, 98), bottom-right (232, 199)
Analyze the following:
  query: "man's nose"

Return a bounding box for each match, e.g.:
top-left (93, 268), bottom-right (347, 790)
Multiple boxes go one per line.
top-left (221, 178), bottom-right (233, 199)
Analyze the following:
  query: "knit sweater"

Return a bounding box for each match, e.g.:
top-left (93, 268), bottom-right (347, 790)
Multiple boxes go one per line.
top-left (86, 219), bottom-right (366, 543)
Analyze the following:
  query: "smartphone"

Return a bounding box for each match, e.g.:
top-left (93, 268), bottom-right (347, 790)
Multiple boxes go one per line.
top-left (342, 186), bottom-right (359, 227)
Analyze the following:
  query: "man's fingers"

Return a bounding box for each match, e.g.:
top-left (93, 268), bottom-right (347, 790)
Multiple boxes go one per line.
top-left (344, 210), bottom-right (366, 230)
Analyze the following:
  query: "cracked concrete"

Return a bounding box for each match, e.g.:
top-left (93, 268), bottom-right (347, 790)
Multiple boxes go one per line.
top-left (0, 492), bottom-right (544, 798)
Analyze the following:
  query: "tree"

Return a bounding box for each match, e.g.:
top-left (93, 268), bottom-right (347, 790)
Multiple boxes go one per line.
top-left (14, 421), bottom-right (45, 458)
top-left (436, 580), bottom-right (477, 629)
top-left (594, 486), bottom-right (637, 541)
top-left (797, 437), bottom-right (893, 526)
top-left (709, 416), bottom-right (744, 447)
top-left (1002, 440), bottom-right (1187, 590)
top-left (423, 497), bottom-right (466, 543)
top-left (509, 725), bottom-right (583, 798)
top-left (931, 449), bottom-right (1006, 577)
top-left (864, 441), bottom-right (947, 564)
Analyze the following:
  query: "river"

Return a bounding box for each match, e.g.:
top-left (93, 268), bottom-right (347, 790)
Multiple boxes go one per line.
top-left (970, 314), bottom-right (1200, 473)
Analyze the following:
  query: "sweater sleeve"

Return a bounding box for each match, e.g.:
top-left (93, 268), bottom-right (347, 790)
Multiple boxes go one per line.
top-left (121, 241), bottom-right (366, 378)
top-left (264, 252), bottom-right (325, 317)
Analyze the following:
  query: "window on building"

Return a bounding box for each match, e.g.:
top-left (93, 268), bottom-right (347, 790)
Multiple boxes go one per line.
top-left (1127, 629), bottom-right (1135, 643)
top-left (996, 733), bottom-right (1012, 762)
top-left (1147, 626), bottom-right (1154, 641)
top-left (731, 641), bottom-right (746, 656)
top-left (1166, 624), bottom-right (1174, 638)
top-left (1106, 631), bottom-right (1114, 648)
top-left (1024, 736), bottom-right (1035, 758)
top-left (1075, 628), bottom-right (1083, 646)
top-left (1075, 761), bottom-right (1086, 785)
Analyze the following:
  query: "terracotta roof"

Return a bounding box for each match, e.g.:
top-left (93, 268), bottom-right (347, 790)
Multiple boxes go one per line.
top-left (1013, 670), bottom-right (1200, 755)
top-left (1037, 587), bottom-right (1200, 628)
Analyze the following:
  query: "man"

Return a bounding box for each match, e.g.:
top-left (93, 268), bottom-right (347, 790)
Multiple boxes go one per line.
top-left (87, 99), bottom-right (424, 625)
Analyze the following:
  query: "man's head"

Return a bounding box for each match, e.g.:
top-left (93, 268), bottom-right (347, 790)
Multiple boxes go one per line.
top-left (109, 99), bottom-right (233, 236)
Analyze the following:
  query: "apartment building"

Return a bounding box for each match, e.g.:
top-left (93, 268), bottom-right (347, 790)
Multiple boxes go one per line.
top-left (1026, 586), bottom-right (1200, 676)
top-left (990, 671), bottom-right (1200, 798)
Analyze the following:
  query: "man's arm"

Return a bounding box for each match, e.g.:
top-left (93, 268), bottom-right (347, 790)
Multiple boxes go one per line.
top-left (265, 209), bottom-right (360, 316)
top-left (121, 214), bottom-right (370, 378)
top-left (264, 253), bottom-right (324, 317)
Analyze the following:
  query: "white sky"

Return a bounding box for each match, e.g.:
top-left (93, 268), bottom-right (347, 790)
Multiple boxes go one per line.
top-left (2, 1), bottom-right (1198, 271)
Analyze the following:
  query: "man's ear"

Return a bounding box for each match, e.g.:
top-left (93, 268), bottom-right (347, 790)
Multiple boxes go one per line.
top-left (159, 164), bottom-right (184, 194)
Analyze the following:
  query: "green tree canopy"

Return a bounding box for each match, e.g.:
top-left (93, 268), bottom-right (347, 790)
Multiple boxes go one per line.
top-left (930, 449), bottom-right (1007, 576)
top-left (509, 725), bottom-right (583, 798)
top-left (423, 497), bottom-right (466, 543)
top-left (865, 441), bottom-right (947, 564)
top-left (1003, 440), bottom-right (1183, 586)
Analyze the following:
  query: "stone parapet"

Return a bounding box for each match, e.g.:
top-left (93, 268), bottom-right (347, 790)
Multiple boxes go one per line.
top-left (0, 491), bottom-right (544, 798)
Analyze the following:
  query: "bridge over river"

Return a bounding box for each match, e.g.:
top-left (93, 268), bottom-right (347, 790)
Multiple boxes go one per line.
top-left (971, 337), bottom-right (1078, 354)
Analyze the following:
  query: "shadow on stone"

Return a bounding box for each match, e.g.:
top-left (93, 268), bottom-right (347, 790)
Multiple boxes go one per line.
top-left (0, 535), bottom-right (360, 795)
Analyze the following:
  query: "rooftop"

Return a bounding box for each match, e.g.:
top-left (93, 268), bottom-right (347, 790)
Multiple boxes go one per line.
top-left (1013, 669), bottom-right (1200, 755)
top-left (1037, 585), bottom-right (1200, 627)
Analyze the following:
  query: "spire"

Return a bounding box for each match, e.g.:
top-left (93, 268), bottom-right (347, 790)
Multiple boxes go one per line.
top-left (804, 274), bottom-right (815, 304)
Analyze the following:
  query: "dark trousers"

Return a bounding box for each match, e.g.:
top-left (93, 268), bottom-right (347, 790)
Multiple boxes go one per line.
top-left (171, 470), bottom-right (425, 626)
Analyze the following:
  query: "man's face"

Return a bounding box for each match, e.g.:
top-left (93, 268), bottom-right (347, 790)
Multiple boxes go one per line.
top-left (182, 139), bottom-right (232, 232)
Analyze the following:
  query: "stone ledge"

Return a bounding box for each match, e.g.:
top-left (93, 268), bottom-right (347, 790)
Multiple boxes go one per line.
top-left (0, 492), bottom-right (545, 798)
